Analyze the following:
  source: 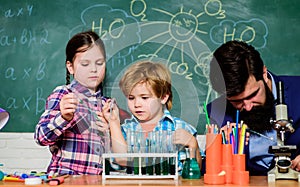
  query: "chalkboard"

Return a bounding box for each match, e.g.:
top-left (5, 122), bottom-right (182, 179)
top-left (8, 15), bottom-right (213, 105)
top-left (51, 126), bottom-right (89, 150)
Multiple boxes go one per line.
top-left (1, 0), bottom-right (299, 132)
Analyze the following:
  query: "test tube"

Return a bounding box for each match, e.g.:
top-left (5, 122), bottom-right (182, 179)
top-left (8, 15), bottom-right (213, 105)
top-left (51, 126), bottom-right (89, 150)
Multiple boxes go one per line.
top-left (140, 131), bottom-right (147, 175)
top-left (168, 130), bottom-right (176, 175)
top-left (154, 131), bottom-right (162, 175)
top-left (132, 131), bottom-right (139, 175)
top-left (104, 130), bottom-right (111, 175)
top-left (104, 129), bottom-right (111, 153)
top-left (126, 129), bottom-right (134, 174)
top-left (161, 130), bottom-right (169, 175)
top-left (146, 134), bottom-right (154, 175)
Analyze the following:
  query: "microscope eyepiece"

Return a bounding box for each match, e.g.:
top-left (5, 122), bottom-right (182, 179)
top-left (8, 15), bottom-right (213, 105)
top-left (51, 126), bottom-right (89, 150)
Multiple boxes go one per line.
top-left (277, 81), bottom-right (284, 104)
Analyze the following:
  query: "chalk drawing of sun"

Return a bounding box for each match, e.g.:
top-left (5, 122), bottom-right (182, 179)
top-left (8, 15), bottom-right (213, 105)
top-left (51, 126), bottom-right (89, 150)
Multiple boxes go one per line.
top-left (140, 5), bottom-right (210, 66)
top-left (168, 7), bottom-right (208, 42)
top-left (103, 5), bottom-right (221, 133)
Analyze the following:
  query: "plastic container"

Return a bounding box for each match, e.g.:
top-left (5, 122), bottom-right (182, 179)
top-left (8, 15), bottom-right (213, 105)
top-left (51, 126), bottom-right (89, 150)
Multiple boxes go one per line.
top-left (204, 134), bottom-right (225, 184)
top-left (221, 144), bottom-right (233, 184)
top-left (232, 154), bottom-right (249, 185)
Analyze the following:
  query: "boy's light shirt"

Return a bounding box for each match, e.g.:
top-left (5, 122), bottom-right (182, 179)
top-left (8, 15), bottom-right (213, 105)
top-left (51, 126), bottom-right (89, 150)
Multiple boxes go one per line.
top-left (121, 108), bottom-right (198, 174)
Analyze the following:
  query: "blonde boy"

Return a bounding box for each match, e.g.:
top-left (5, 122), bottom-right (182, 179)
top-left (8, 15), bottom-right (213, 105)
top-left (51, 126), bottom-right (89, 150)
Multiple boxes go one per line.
top-left (103, 61), bottom-right (202, 173)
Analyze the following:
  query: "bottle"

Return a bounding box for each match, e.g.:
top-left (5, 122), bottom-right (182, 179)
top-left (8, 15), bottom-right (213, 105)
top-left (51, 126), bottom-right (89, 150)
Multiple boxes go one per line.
top-left (182, 148), bottom-right (201, 179)
top-left (0, 164), bottom-right (4, 181)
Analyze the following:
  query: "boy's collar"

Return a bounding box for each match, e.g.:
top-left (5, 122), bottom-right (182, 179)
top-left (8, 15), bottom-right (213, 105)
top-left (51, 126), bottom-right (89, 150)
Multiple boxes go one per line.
top-left (130, 108), bottom-right (176, 126)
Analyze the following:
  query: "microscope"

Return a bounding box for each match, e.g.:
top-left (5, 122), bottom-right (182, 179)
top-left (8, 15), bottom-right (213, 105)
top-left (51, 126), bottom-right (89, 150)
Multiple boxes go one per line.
top-left (268, 81), bottom-right (300, 182)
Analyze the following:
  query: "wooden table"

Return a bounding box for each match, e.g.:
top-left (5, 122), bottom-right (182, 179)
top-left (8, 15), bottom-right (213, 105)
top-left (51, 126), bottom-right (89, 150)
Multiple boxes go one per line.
top-left (0, 175), bottom-right (299, 186)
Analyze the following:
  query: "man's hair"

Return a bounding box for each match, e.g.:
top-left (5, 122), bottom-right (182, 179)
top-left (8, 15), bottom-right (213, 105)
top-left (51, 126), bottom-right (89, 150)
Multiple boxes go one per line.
top-left (119, 61), bottom-right (173, 110)
top-left (209, 40), bottom-right (264, 97)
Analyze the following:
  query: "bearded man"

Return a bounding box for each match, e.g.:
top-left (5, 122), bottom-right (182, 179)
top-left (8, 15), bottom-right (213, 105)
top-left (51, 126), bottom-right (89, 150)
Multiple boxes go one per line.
top-left (208, 40), bottom-right (300, 175)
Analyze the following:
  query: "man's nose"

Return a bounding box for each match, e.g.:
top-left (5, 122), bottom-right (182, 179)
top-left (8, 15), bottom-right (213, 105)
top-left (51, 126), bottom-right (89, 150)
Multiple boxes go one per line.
top-left (243, 100), bottom-right (253, 111)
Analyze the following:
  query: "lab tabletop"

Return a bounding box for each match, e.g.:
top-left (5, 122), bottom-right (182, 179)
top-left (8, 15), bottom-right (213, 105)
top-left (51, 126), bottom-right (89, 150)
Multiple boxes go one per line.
top-left (0, 175), bottom-right (299, 187)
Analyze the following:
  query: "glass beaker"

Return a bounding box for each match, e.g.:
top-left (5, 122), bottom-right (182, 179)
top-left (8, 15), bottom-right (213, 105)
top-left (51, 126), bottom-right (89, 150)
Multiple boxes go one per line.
top-left (182, 148), bottom-right (201, 179)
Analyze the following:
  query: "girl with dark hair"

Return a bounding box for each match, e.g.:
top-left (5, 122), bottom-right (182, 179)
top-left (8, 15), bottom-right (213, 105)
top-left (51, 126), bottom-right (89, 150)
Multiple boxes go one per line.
top-left (34, 31), bottom-right (110, 175)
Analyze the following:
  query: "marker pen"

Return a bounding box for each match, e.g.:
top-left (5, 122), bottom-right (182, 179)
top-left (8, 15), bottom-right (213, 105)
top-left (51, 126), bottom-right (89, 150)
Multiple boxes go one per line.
top-left (49, 175), bottom-right (69, 186)
top-left (3, 176), bottom-right (25, 182)
top-left (49, 176), bottom-right (64, 186)
top-left (14, 171), bottom-right (29, 179)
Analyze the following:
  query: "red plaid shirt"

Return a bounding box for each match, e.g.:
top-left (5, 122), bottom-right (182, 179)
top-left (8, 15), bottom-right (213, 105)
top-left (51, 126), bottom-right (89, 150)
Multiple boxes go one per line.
top-left (34, 80), bottom-right (108, 175)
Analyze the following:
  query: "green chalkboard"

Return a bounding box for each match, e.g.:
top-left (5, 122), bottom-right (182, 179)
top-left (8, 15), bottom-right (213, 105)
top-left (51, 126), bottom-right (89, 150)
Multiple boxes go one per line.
top-left (1, 0), bottom-right (299, 132)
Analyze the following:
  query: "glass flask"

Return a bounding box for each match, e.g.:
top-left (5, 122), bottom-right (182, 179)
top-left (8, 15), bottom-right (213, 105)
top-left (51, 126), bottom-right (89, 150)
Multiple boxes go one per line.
top-left (182, 148), bottom-right (201, 179)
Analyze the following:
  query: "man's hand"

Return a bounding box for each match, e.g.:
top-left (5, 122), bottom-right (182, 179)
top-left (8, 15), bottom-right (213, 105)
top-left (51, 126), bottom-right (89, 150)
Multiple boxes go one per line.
top-left (291, 155), bottom-right (300, 171)
top-left (220, 122), bottom-right (249, 145)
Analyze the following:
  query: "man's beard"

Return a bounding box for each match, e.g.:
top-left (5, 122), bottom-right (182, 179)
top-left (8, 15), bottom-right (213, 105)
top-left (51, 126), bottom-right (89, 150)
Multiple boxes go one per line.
top-left (240, 81), bottom-right (275, 133)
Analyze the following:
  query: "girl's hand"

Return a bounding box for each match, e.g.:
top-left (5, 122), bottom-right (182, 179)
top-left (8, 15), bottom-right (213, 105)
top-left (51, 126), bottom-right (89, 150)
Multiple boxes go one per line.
top-left (60, 93), bottom-right (78, 121)
top-left (95, 111), bottom-right (109, 132)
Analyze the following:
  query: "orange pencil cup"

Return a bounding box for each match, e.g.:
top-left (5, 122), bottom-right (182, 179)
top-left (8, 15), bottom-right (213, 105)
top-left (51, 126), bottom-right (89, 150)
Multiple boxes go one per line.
top-left (221, 144), bottom-right (233, 184)
top-left (232, 154), bottom-right (249, 185)
top-left (204, 133), bottom-right (225, 184)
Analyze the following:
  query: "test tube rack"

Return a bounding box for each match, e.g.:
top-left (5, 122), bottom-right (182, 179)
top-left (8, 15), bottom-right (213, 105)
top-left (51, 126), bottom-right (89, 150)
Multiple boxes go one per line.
top-left (102, 152), bottom-right (178, 181)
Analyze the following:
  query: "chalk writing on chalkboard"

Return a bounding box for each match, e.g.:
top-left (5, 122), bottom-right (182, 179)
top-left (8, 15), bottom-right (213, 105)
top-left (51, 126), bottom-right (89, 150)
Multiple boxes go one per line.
top-left (1, 0), bottom-right (299, 132)
top-left (67, 1), bottom-right (269, 132)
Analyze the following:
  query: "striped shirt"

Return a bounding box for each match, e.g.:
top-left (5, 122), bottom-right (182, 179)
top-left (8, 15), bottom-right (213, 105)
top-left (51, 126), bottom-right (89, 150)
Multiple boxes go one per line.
top-left (121, 109), bottom-right (198, 173)
top-left (34, 80), bottom-right (108, 175)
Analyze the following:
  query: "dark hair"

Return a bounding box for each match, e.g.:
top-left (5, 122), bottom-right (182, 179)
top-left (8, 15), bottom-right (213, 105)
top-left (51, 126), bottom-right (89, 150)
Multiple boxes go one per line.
top-left (65, 31), bottom-right (106, 85)
top-left (209, 40), bottom-right (264, 97)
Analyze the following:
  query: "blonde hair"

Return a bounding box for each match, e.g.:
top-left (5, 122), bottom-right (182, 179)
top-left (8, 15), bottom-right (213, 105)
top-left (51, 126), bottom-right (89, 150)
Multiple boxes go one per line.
top-left (119, 61), bottom-right (173, 110)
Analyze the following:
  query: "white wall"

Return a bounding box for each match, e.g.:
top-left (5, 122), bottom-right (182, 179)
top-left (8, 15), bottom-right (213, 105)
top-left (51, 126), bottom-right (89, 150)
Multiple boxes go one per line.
top-left (0, 133), bottom-right (51, 174)
top-left (0, 133), bottom-right (206, 175)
